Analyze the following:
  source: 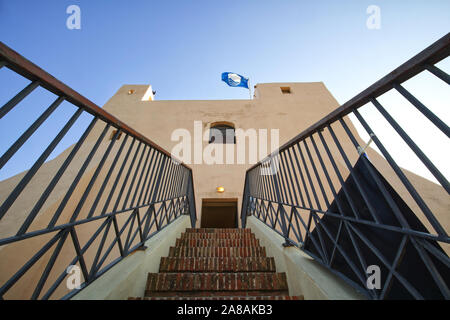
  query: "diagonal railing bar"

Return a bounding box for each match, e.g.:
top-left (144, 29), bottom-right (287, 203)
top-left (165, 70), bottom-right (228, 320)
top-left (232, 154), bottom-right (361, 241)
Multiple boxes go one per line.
top-left (338, 118), bottom-right (411, 227)
top-left (123, 210), bottom-right (138, 253)
top-left (284, 161), bottom-right (298, 207)
top-left (327, 125), bottom-right (381, 223)
top-left (0, 80), bottom-right (40, 119)
top-left (156, 203), bottom-right (167, 231)
top-left (310, 212), bottom-right (370, 293)
top-left (136, 149), bottom-right (157, 206)
top-left (419, 239), bottom-right (450, 269)
top-left (31, 230), bottom-right (70, 300)
top-left (287, 148), bottom-right (306, 206)
top-left (317, 130), bottom-right (362, 220)
top-left (352, 109), bottom-right (447, 236)
top-left (41, 218), bottom-right (112, 299)
top-left (100, 137), bottom-right (137, 216)
top-left (337, 115), bottom-right (449, 301)
top-left (408, 236), bottom-right (450, 299)
top-left (95, 213), bottom-right (139, 273)
top-left (371, 98), bottom-right (450, 193)
top-left (86, 133), bottom-right (130, 219)
top-left (88, 218), bottom-right (114, 279)
top-left (126, 209), bottom-right (152, 253)
top-left (157, 201), bottom-right (170, 230)
top-left (276, 156), bottom-right (289, 204)
top-left (0, 41), bottom-right (196, 300)
top-left (394, 83), bottom-right (450, 139)
top-left (142, 204), bottom-right (156, 239)
top-left (99, 211), bottom-right (138, 264)
top-left (17, 117), bottom-right (98, 236)
top-left (162, 161), bottom-right (175, 200)
top-left (156, 157), bottom-right (171, 202)
top-left (347, 223), bottom-right (424, 299)
top-left (303, 140), bottom-right (331, 208)
top-left (69, 124), bottom-right (117, 222)
top-left (48, 122), bottom-right (110, 228)
top-left (161, 161), bottom-right (175, 200)
top-left (310, 130), bottom-right (377, 290)
top-left (380, 235), bottom-right (409, 299)
top-left (164, 199), bottom-right (176, 226)
top-left (306, 212), bottom-right (328, 263)
top-left (0, 230), bottom-right (64, 297)
top-left (290, 207), bottom-right (304, 244)
top-left (135, 208), bottom-right (145, 244)
top-left (241, 34), bottom-right (450, 300)
top-left (0, 108), bottom-right (83, 221)
top-left (116, 142), bottom-right (143, 212)
top-left (292, 145), bottom-right (314, 209)
top-left (0, 96), bottom-right (64, 171)
top-left (425, 64), bottom-right (450, 85)
top-left (130, 147), bottom-right (152, 208)
top-left (296, 144), bottom-right (322, 211)
top-left (122, 145), bottom-right (147, 210)
top-left (69, 228), bottom-right (90, 282)
top-left (41, 254), bottom-right (83, 300)
top-left (143, 153), bottom-right (163, 204)
top-left (329, 220), bottom-right (343, 267)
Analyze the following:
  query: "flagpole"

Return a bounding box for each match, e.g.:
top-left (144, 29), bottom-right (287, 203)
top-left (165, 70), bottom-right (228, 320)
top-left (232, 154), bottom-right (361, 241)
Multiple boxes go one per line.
top-left (248, 78), bottom-right (252, 100)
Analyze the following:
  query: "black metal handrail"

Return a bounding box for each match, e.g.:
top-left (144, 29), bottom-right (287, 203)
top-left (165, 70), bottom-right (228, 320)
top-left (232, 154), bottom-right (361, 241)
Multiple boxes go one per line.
top-left (241, 33), bottom-right (450, 300)
top-left (0, 42), bottom-right (196, 300)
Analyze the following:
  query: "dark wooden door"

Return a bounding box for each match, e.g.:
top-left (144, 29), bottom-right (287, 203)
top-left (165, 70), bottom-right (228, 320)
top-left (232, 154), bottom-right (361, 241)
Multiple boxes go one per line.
top-left (200, 198), bottom-right (238, 228)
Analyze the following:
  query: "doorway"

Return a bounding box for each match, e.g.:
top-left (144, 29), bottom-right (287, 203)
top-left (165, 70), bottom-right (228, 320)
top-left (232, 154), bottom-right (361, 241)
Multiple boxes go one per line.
top-left (200, 198), bottom-right (238, 228)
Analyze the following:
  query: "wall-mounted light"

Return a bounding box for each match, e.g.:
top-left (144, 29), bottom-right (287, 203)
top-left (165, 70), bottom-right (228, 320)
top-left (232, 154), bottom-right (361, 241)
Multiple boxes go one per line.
top-left (128, 89), bottom-right (135, 95)
top-left (216, 186), bottom-right (225, 193)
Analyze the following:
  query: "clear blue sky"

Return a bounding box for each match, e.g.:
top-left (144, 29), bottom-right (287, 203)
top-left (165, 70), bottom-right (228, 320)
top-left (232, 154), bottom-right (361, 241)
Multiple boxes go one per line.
top-left (0, 0), bottom-right (449, 180)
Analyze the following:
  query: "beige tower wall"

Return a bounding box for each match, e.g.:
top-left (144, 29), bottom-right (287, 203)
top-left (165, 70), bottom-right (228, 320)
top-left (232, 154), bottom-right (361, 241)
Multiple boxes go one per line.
top-left (101, 82), bottom-right (449, 238)
top-left (101, 82), bottom-right (350, 228)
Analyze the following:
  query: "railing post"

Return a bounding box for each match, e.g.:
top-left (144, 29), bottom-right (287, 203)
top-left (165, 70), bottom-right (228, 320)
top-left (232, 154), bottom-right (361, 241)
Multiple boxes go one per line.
top-left (186, 170), bottom-right (197, 228)
top-left (240, 173), bottom-right (250, 228)
top-left (269, 156), bottom-right (294, 247)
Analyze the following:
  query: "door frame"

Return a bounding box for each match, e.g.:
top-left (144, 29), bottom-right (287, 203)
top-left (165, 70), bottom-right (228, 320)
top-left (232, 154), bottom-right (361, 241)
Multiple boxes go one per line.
top-left (201, 198), bottom-right (239, 228)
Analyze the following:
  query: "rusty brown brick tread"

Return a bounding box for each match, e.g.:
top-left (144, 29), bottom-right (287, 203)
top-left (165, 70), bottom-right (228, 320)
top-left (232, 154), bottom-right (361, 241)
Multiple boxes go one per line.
top-left (185, 228), bottom-right (252, 234)
top-left (145, 272), bottom-right (288, 297)
top-left (169, 246), bottom-right (266, 258)
top-left (175, 238), bottom-right (260, 247)
top-left (159, 257), bottom-right (276, 273)
top-left (180, 232), bottom-right (257, 240)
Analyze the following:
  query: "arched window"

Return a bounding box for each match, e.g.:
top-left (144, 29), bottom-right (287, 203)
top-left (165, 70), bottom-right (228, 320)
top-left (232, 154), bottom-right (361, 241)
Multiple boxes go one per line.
top-left (209, 122), bottom-right (236, 144)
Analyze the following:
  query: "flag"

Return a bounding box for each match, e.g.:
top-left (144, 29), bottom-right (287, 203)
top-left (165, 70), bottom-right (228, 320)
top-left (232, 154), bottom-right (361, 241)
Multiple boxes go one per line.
top-left (221, 72), bottom-right (249, 89)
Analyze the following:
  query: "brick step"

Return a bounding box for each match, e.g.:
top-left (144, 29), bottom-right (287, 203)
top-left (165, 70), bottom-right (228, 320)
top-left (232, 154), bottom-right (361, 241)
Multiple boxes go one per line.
top-left (175, 238), bottom-right (260, 247)
top-left (145, 272), bottom-right (288, 297)
top-left (180, 232), bottom-right (257, 240)
top-left (169, 246), bottom-right (266, 258)
top-left (185, 228), bottom-right (252, 234)
top-left (159, 257), bottom-right (276, 273)
top-left (131, 295), bottom-right (304, 300)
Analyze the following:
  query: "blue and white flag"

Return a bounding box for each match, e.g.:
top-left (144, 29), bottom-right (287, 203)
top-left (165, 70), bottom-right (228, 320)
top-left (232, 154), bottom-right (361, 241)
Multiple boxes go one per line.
top-left (221, 72), bottom-right (249, 89)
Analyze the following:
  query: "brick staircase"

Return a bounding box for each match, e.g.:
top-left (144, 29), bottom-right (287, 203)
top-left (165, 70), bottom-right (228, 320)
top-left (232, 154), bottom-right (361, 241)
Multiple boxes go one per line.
top-left (130, 228), bottom-right (303, 300)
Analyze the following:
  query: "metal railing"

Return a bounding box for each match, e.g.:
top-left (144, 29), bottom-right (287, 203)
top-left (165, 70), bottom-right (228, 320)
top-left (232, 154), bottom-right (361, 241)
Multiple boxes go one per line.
top-left (0, 42), bottom-right (196, 299)
top-left (241, 33), bottom-right (450, 300)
